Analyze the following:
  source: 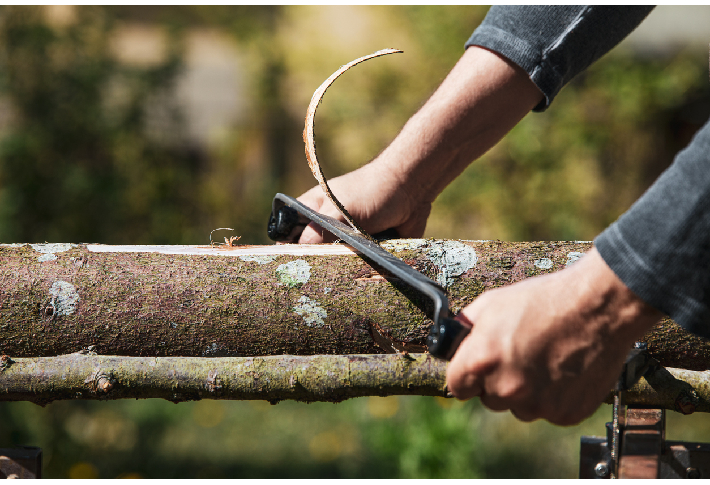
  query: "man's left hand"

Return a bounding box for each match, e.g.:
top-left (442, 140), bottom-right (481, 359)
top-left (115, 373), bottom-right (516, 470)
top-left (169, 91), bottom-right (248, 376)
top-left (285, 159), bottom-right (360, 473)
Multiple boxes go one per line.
top-left (446, 247), bottom-right (662, 425)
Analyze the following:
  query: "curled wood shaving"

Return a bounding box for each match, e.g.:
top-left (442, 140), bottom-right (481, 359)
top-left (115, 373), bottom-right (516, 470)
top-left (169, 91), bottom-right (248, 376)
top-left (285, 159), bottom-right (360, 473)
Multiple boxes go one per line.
top-left (209, 228), bottom-right (241, 248)
top-left (303, 48), bottom-right (403, 238)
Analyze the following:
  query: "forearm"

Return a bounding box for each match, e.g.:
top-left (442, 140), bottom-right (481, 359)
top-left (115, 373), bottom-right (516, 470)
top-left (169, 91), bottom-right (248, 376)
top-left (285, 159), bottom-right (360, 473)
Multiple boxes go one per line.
top-left (374, 46), bottom-right (543, 206)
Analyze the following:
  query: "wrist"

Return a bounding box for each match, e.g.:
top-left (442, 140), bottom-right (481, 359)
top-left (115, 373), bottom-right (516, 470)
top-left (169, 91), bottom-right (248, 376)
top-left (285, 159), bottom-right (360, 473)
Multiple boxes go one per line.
top-left (570, 247), bottom-right (662, 343)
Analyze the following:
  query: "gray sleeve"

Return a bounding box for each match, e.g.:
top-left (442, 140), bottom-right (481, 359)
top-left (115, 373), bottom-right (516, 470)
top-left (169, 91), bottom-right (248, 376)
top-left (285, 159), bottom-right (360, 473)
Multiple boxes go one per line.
top-left (465, 6), bottom-right (654, 111)
top-left (595, 121), bottom-right (710, 338)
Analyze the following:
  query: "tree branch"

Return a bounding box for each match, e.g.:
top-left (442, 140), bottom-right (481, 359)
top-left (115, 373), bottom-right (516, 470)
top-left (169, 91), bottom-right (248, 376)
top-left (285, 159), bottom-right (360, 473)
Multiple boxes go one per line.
top-left (0, 353), bottom-right (447, 405)
top-left (2, 352), bottom-right (709, 415)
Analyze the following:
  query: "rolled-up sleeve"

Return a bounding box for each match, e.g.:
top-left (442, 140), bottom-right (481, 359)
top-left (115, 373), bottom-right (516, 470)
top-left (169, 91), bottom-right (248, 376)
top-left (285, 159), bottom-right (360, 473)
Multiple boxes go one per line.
top-left (465, 6), bottom-right (654, 111)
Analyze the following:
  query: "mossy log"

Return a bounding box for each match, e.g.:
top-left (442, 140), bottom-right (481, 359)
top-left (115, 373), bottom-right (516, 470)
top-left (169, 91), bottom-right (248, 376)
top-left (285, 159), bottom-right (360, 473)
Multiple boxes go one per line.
top-left (1, 240), bottom-right (709, 369)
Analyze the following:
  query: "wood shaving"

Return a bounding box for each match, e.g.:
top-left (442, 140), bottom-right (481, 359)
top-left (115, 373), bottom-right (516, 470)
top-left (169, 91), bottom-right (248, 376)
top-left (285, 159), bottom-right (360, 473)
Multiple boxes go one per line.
top-left (210, 228), bottom-right (241, 248)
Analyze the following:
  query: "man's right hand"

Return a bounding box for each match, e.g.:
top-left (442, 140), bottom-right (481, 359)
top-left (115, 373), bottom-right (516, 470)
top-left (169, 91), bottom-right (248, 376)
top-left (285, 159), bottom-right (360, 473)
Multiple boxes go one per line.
top-left (296, 161), bottom-right (431, 243)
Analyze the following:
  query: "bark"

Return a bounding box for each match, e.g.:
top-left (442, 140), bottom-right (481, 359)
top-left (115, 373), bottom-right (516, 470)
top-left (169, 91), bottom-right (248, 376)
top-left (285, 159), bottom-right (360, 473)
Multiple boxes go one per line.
top-left (0, 353), bottom-right (446, 405)
top-left (619, 366), bottom-right (710, 415)
top-left (2, 352), bottom-right (709, 414)
top-left (1, 240), bottom-right (710, 370)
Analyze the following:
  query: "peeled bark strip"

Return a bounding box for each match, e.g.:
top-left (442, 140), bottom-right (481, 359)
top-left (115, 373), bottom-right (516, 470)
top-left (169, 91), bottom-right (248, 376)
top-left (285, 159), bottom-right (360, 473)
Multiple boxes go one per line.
top-left (1, 240), bottom-right (709, 371)
top-left (303, 48), bottom-right (402, 235)
top-left (0, 353), bottom-right (447, 405)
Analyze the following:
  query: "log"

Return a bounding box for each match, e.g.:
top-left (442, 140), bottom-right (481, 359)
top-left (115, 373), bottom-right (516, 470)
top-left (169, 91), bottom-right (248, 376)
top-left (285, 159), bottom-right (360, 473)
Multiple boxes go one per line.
top-left (1, 240), bottom-right (709, 370)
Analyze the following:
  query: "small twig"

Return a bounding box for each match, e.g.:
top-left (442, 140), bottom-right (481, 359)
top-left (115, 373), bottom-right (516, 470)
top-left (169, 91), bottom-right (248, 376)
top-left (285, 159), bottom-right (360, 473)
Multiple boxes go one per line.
top-left (224, 235), bottom-right (241, 247)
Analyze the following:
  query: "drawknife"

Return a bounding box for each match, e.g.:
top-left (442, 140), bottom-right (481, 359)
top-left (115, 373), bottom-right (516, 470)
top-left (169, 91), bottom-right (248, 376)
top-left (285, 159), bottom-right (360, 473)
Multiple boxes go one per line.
top-left (267, 192), bottom-right (470, 360)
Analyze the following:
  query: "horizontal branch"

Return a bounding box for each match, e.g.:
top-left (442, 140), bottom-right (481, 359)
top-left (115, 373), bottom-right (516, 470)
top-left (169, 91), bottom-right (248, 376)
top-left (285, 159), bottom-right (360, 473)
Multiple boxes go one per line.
top-left (2, 353), bottom-right (709, 415)
top-left (0, 353), bottom-right (447, 405)
top-left (615, 366), bottom-right (710, 415)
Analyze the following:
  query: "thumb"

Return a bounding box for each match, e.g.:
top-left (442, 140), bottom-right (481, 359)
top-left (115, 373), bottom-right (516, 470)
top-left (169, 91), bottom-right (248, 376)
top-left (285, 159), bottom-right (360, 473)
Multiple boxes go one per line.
top-left (446, 313), bottom-right (484, 400)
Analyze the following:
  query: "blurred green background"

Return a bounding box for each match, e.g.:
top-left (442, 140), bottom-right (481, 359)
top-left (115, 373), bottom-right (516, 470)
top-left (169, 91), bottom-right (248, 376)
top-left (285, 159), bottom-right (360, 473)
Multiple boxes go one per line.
top-left (1, 5), bottom-right (710, 478)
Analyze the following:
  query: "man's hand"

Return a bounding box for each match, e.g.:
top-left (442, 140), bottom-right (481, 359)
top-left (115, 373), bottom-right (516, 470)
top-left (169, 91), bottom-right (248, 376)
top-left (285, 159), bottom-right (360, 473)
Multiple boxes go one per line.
top-left (296, 162), bottom-right (431, 243)
top-left (446, 247), bottom-right (662, 425)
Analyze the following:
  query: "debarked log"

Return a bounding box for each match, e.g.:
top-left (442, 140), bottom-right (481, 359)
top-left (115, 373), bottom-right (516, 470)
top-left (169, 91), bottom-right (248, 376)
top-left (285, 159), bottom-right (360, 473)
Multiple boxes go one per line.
top-left (1, 240), bottom-right (709, 370)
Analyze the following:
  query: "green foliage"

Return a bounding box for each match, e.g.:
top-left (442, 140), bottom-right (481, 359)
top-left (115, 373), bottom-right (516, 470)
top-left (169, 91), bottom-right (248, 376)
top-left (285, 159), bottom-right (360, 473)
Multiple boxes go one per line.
top-left (363, 397), bottom-right (484, 478)
top-left (0, 396), bottom-right (609, 479)
top-left (0, 6), bottom-right (197, 244)
top-left (6, 394), bottom-right (705, 479)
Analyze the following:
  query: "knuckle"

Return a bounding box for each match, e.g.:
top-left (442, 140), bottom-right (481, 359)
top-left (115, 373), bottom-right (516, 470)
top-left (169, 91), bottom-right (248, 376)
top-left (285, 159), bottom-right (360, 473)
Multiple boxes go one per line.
top-left (549, 413), bottom-right (584, 426)
top-left (480, 394), bottom-right (508, 412)
top-left (496, 375), bottom-right (531, 402)
top-left (512, 408), bottom-right (540, 423)
top-left (552, 404), bottom-right (596, 426)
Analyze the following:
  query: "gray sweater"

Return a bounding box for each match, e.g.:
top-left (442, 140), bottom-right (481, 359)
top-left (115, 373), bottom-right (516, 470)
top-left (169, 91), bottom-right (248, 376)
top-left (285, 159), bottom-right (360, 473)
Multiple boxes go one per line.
top-left (466, 6), bottom-right (710, 338)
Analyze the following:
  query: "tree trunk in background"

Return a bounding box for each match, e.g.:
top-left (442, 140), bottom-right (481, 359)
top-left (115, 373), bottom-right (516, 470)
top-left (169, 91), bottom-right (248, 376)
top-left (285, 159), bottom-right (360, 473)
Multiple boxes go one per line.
top-left (1, 240), bottom-right (708, 370)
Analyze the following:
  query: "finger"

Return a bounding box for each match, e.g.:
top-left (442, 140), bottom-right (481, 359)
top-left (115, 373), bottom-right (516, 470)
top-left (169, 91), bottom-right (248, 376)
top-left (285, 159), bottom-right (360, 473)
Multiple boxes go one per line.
top-left (478, 371), bottom-right (533, 412)
top-left (394, 202), bottom-right (430, 239)
top-left (295, 186), bottom-right (324, 209)
top-left (454, 311), bottom-right (474, 329)
top-left (446, 373), bottom-right (482, 401)
top-left (479, 393), bottom-right (511, 412)
top-left (446, 349), bottom-right (484, 401)
top-left (298, 222), bottom-right (327, 244)
top-left (510, 407), bottom-right (540, 423)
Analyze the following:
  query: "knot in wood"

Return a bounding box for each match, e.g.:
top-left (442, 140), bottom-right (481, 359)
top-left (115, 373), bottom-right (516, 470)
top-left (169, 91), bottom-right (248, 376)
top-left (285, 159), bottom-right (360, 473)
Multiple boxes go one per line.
top-left (206, 369), bottom-right (223, 393)
top-left (43, 304), bottom-right (55, 318)
top-left (674, 388), bottom-right (698, 415)
top-left (85, 369), bottom-right (114, 394)
top-left (0, 354), bottom-right (13, 371)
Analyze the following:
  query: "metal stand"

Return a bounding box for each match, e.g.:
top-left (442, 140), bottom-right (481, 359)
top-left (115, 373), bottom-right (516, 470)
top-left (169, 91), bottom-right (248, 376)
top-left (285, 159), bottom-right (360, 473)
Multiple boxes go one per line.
top-left (580, 343), bottom-right (710, 479)
top-left (580, 406), bottom-right (710, 479)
